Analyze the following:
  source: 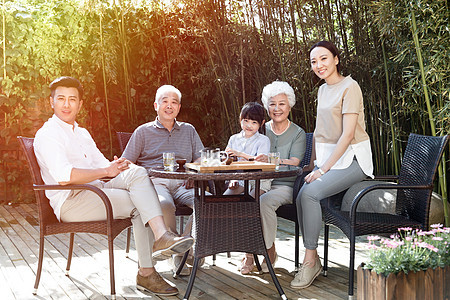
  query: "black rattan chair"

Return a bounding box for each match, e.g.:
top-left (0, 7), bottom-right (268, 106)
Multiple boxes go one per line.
top-left (321, 133), bottom-right (449, 299)
top-left (275, 132), bottom-right (313, 271)
top-left (18, 136), bottom-right (132, 299)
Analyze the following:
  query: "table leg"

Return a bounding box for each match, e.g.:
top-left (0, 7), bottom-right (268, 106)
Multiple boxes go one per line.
top-left (263, 252), bottom-right (287, 300)
top-left (183, 257), bottom-right (200, 300)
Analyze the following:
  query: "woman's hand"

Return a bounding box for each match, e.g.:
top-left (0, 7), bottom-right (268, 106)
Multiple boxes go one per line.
top-left (304, 169), bottom-right (324, 184)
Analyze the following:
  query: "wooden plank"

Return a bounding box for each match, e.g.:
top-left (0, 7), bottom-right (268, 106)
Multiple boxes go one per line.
top-left (1, 203), bottom-right (375, 299)
top-left (19, 204), bottom-right (144, 298)
top-left (185, 161), bottom-right (276, 173)
top-left (0, 205), bottom-right (76, 299)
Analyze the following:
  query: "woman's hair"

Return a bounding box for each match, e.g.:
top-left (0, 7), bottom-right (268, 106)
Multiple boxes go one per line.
top-left (155, 85), bottom-right (182, 103)
top-left (260, 81), bottom-right (296, 111)
top-left (309, 40), bottom-right (342, 73)
top-left (50, 76), bottom-right (84, 99)
top-left (240, 102), bottom-right (266, 134)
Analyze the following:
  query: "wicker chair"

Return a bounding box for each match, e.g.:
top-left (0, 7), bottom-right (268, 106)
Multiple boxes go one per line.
top-left (321, 133), bottom-right (449, 299)
top-left (275, 132), bottom-right (313, 271)
top-left (18, 136), bottom-right (132, 299)
top-left (116, 132), bottom-right (193, 234)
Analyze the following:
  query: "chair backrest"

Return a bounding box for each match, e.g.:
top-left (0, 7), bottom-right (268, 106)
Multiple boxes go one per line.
top-left (396, 133), bottom-right (449, 225)
top-left (17, 136), bottom-right (59, 225)
top-left (116, 132), bottom-right (132, 154)
top-left (300, 132), bottom-right (313, 168)
top-left (292, 132), bottom-right (314, 197)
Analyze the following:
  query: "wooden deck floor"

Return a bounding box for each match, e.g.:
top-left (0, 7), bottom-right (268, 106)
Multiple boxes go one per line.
top-left (0, 203), bottom-right (370, 299)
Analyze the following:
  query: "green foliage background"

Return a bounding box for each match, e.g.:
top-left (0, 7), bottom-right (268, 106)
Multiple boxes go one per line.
top-left (1, 0), bottom-right (448, 210)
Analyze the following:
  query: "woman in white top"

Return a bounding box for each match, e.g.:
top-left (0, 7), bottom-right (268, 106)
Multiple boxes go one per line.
top-left (291, 41), bottom-right (373, 289)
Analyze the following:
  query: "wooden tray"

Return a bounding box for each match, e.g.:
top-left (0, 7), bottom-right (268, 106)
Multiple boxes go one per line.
top-left (185, 161), bottom-right (276, 173)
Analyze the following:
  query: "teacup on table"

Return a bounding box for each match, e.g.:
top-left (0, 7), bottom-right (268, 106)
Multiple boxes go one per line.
top-left (176, 159), bottom-right (187, 170)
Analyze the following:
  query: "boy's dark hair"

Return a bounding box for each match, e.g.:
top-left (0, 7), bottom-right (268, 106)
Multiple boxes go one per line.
top-left (309, 40), bottom-right (342, 73)
top-left (49, 76), bottom-right (84, 99)
top-left (240, 102), bottom-right (266, 134)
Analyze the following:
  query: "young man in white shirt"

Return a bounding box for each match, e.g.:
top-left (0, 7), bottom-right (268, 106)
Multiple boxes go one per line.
top-left (34, 76), bottom-right (193, 296)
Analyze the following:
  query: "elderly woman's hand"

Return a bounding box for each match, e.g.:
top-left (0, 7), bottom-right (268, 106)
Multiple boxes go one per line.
top-left (254, 153), bottom-right (268, 163)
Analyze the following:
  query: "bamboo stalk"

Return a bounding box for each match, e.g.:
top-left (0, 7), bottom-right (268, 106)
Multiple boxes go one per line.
top-left (381, 40), bottom-right (399, 174)
top-left (2, 0), bottom-right (6, 80)
top-left (99, 12), bottom-right (113, 158)
top-left (409, 3), bottom-right (448, 226)
top-left (202, 36), bottom-right (233, 132)
top-left (240, 39), bottom-right (245, 106)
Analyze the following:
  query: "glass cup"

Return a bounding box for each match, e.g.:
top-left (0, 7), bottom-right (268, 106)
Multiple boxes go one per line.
top-left (200, 148), bottom-right (212, 167)
top-left (163, 152), bottom-right (175, 171)
top-left (268, 152), bottom-right (280, 170)
top-left (200, 148), bottom-right (229, 167)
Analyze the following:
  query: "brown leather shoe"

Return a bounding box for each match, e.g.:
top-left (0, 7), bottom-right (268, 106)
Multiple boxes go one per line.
top-left (136, 271), bottom-right (178, 296)
top-left (153, 231), bottom-right (194, 261)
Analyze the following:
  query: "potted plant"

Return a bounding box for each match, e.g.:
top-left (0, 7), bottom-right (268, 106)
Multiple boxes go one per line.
top-left (358, 224), bottom-right (450, 300)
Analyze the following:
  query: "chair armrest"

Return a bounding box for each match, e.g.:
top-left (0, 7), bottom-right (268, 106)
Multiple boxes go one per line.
top-left (349, 183), bottom-right (432, 222)
top-left (372, 175), bottom-right (399, 181)
top-left (33, 183), bottom-right (114, 221)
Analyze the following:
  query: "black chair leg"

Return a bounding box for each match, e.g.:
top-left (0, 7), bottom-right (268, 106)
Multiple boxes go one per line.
top-left (66, 233), bottom-right (75, 276)
top-left (33, 236), bottom-right (45, 295)
top-left (323, 224), bottom-right (329, 277)
top-left (295, 220), bottom-right (300, 271)
top-left (254, 253), bottom-right (262, 273)
top-left (174, 250), bottom-right (189, 278)
top-left (348, 232), bottom-right (356, 299)
top-left (179, 216), bottom-right (185, 233)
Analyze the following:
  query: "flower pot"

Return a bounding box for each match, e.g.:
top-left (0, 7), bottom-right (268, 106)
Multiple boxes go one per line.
top-left (357, 263), bottom-right (450, 300)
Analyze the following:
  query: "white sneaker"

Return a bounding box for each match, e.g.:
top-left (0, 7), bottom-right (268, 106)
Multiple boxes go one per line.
top-left (170, 255), bottom-right (190, 276)
top-left (290, 257), bottom-right (322, 289)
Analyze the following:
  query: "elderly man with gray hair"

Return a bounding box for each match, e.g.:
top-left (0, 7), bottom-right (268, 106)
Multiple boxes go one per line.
top-left (122, 85), bottom-right (204, 276)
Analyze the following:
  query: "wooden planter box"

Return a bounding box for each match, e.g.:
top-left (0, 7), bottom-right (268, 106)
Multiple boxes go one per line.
top-left (357, 264), bottom-right (450, 300)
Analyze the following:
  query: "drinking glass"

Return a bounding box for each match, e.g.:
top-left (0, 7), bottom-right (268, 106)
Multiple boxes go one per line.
top-left (268, 152), bottom-right (280, 170)
top-left (163, 152), bottom-right (175, 171)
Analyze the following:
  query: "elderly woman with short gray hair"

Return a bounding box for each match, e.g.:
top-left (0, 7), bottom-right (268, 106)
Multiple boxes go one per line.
top-left (239, 81), bottom-right (306, 275)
